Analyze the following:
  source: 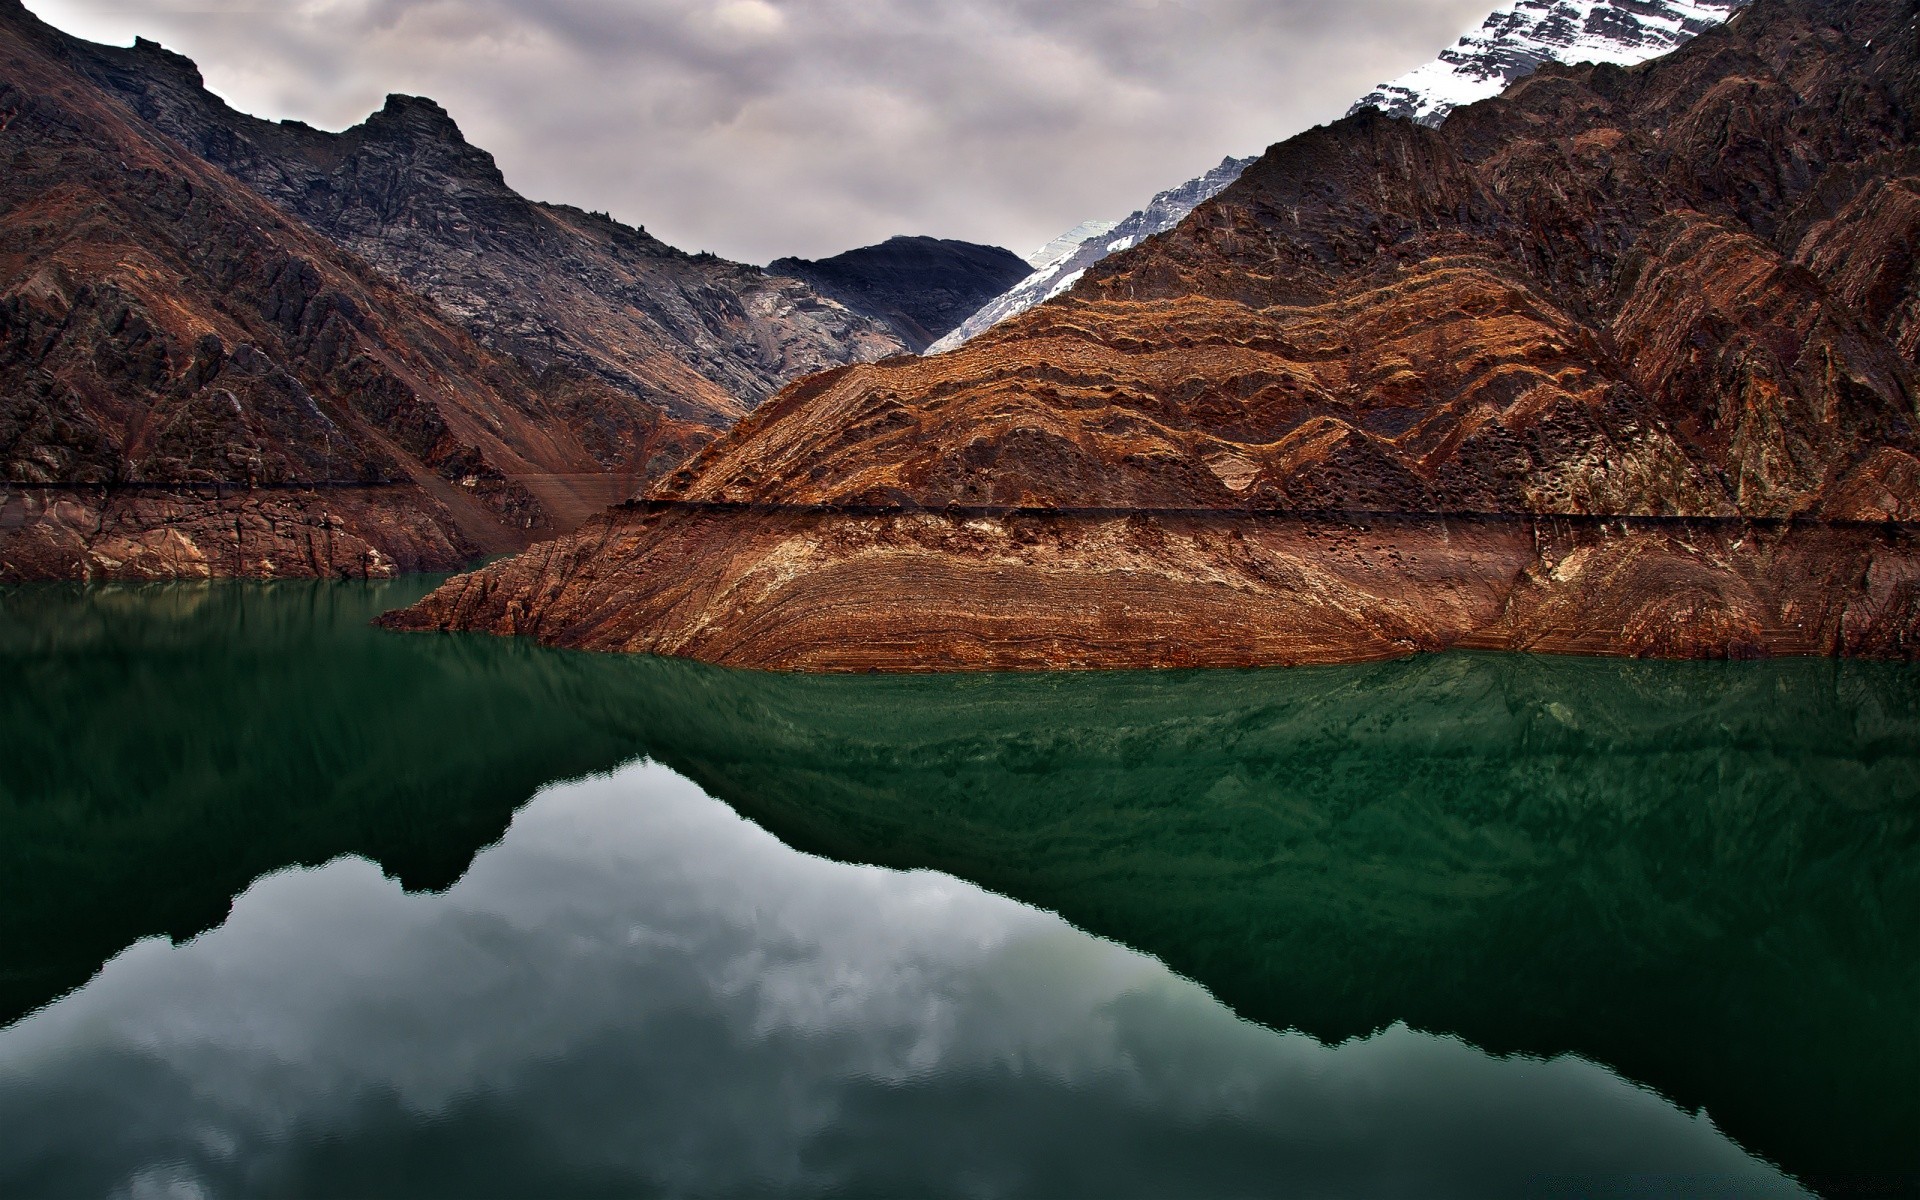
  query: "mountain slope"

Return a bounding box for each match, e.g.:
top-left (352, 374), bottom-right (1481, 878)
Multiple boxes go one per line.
top-left (391, 0), bottom-right (1920, 670)
top-left (934, 0), bottom-right (1751, 353)
top-left (0, 0), bottom-right (706, 579)
top-left (20, 10), bottom-right (905, 428)
top-left (766, 236), bottom-right (1030, 352)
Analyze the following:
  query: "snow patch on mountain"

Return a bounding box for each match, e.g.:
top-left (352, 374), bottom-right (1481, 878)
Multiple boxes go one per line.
top-left (1026, 221), bottom-right (1119, 270)
top-left (1348, 0), bottom-right (1749, 126)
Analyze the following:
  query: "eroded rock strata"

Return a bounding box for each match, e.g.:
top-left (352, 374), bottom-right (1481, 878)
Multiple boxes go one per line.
top-left (392, 0), bottom-right (1920, 667)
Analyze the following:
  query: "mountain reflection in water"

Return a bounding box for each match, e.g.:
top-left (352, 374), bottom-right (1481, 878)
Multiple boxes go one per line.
top-left (1, 579), bottom-right (1914, 1193)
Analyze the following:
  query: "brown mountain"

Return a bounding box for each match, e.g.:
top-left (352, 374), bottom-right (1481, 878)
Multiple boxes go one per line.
top-left (0, 0), bottom-right (907, 580)
top-left (391, 0), bottom-right (1920, 668)
top-left (0, 0), bottom-right (717, 578)
top-left (767, 236), bottom-right (1033, 352)
top-left (28, 10), bottom-right (906, 427)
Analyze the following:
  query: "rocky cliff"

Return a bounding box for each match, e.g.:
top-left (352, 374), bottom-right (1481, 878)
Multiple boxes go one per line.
top-left (767, 236), bottom-right (1030, 352)
top-left (0, 1), bottom-right (711, 579)
top-left (389, 0), bottom-right (1920, 669)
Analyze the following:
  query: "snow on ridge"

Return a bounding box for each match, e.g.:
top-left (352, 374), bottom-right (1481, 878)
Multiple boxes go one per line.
top-left (1348, 0), bottom-right (1748, 126)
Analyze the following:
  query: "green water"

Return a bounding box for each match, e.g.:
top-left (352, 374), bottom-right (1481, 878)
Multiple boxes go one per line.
top-left (1, 579), bottom-right (1916, 1194)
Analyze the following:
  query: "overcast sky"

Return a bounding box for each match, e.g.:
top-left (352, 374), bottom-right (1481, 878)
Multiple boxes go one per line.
top-left (24, 0), bottom-right (1495, 264)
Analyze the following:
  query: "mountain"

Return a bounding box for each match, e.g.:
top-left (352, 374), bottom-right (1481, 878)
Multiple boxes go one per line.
top-left (766, 236), bottom-right (1030, 352)
top-left (931, 0), bottom-right (1750, 353)
top-left (928, 157), bottom-right (1253, 354)
top-left (389, 0), bottom-right (1920, 669)
top-left (1349, 0), bottom-right (1750, 126)
top-left (0, 0), bottom-right (713, 579)
top-left (34, 22), bottom-right (905, 428)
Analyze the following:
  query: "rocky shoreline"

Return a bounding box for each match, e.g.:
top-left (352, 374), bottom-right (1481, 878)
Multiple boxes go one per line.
top-left (378, 507), bottom-right (1920, 669)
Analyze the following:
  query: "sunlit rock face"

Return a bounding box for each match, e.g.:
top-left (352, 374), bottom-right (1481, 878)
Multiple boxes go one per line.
top-left (391, 0), bottom-right (1920, 669)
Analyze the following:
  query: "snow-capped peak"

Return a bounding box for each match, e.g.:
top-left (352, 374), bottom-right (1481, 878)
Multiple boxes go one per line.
top-left (1348, 0), bottom-right (1748, 126)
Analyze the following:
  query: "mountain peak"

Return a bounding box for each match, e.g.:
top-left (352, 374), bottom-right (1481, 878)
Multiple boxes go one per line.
top-left (366, 92), bottom-right (466, 142)
top-left (124, 35), bottom-right (204, 87)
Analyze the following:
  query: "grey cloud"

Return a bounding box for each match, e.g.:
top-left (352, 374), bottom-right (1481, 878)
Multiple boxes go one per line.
top-left (26, 0), bottom-right (1496, 261)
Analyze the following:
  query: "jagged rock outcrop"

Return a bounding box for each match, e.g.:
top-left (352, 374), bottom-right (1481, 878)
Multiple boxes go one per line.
top-left (19, 15), bottom-right (906, 427)
top-left (0, 0), bottom-right (708, 579)
top-left (390, 0), bottom-right (1920, 669)
top-left (767, 236), bottom-right (1030, 352)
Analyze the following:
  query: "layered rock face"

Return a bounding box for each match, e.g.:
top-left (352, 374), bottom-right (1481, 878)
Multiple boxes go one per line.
top-left (767, 236), bottom-right (1030, 352)
top-left (0, 1), bottom-right (708, 579)
top-left (31, 15), bottom-right (906, 427)
top-left (391, 0), bottom-right (1920, 669)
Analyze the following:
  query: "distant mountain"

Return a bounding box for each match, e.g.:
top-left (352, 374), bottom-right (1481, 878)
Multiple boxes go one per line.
top-left (1348, 0), bottom-right (1749, 125)
top-left (933, 0), bottom-right (1749, 353)
top-left (928, 158), bottom-right (1251, 354)
top-left (31, 15), bottom-right (904, 428)
top-left (766, 237), bottom-right (1029, 353)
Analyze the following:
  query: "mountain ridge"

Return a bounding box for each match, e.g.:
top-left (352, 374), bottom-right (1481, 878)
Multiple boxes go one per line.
top-left (11, 6), bottom-right (907, 427)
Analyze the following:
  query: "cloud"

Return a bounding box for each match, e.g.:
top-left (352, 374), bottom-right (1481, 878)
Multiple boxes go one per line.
top-left (22, 0), bottom-right (1497, 262)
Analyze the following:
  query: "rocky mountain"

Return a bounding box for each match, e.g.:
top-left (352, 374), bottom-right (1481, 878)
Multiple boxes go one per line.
top-left (766, 236), bottom-right (1030, 353)
top-left (1349, 0), bottom-right (1750, 126)
top-left (390, 0), bottom-right (1920, 670)
top-left (0, 0), bottom-right (711, 579)
top-left (32, 20), bottom-right (905, 429)
top-left (934, 0), bottom-right (1750, 354)
top-left (928, 157), bottom-right (1253, 354)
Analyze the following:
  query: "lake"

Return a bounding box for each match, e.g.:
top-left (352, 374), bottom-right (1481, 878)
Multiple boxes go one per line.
top-left (1, 578), bottom-right (1915, 1197)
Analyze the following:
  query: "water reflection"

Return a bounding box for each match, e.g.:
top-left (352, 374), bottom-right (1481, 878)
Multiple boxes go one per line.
top-left (2, 580), bottom-right (1916, 1190)
top-left (624, 655), bottom-right (1920, 1186)
top-left (0, 763), bottom-right (1801, 1199)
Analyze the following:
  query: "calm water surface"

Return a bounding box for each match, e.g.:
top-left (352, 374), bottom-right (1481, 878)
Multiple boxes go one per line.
top-left (1, 579), bottom-right (1915, 1197)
